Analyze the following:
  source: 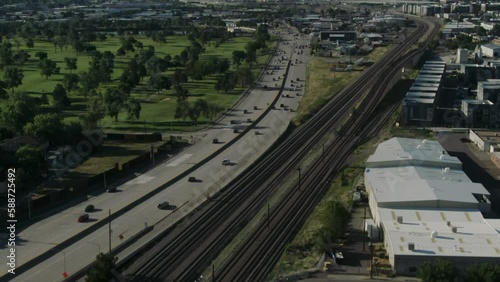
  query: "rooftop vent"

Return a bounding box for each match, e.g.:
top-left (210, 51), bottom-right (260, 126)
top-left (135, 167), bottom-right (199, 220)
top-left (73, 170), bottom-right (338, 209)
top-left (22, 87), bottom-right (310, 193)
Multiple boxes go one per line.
top-left (397, 216), bottom-right (403, 224)
top-left (443, 167), bottom-right (450, 174)
top-left (408, 243), bottom-right (415, 251)
top-left (431, 231), bottom-right (438, 238)
top-left (440, 154), bottom-right (445, 160)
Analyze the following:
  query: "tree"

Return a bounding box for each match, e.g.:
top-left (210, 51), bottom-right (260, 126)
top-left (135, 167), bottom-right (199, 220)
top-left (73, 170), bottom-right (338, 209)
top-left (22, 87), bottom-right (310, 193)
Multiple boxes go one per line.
top-left (52, 84), bottom-right (71, 109)
top-left (26, 38), bottom-right (34, 49)
top-left (0, 80), bottom-right (7, 99)
top-left (148, 74), bottom-right (171, 94)
top-left (64, 57), bottom-right (78, 73)
top-left (13, 50), bottom-right (30, 66)
top-left (79, 71), bottom-right (99, 98)
top-left (237, 67), bottom-right (254, 87)
top-left (175, 99), bottom-right (190, 122)
top-left (465, 263), bottom-right (500, 282)
top-left (417, 259), bottom-right (457, 282)
top-left (0, 92), bottom-right (38, 133)
top-left (103, 87), bottom-right (128, 121)
top-left (16, 146), bottom-right (45, 182)
top-left (216, 58), bottom-right (230, 75)
top-left (215, 72), bottom-right (237, 93)
top-left (35, 51), bottom-right (48, 61)
top-left (174, 84), bottom-right (190, 101)
top-left (85, 253), bottom-right (117, 282)
top-left (124, 98), bottom-right (141, 120)
top-left (206, 103), bottom-right (223, 120)
top-left (63, 73), bottom-right (80, 93)
top-left (24, 113), bottom-right (64, 144)
top-left (173, 69), bottom-right (188, 85)
top-left (0, 42), bottom-right (13, 67)
top-left (38, 58), bottom-right (59, 79)
top-left (80, 94), bottom-right (105, 130)
top-left (3, 67), bottom-right (24, 92)
top-left (233, 51), bottom-right (247, 67)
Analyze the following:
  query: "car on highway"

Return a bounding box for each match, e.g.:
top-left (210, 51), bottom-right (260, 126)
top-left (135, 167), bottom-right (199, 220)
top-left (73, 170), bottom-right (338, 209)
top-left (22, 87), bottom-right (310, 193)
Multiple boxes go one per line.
top-left (222, 159), bottom-right (231, 166)
top-left (188, 176), bottom-right (197, 182)
top-left (84, 205), bottom-right (94, 212)
top-left (78, 214), bottom-right (89, 222)
top-left (157, 201), bottom-right (170, 210)
top-left (107, 186), bottom-right (117, 193)
top-left (212, 138), bottom-right (219, 144)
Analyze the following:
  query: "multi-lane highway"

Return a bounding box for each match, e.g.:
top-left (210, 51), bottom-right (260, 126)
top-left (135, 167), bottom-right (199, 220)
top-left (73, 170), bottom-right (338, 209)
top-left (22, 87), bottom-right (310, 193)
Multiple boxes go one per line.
top-left (1, 26), bottom-right (312, 281)
top-left (124, 18), bottom-right (439, 282)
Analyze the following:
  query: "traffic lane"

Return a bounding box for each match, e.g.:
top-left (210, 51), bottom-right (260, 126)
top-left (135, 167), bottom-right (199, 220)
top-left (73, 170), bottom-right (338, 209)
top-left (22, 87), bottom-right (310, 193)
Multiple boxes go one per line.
top-left (4, 37), bottom-right (301, 275)
top-left (14, 108), bottom-right (296, 282)
top-left (5, 41), bottom-right (292, 265)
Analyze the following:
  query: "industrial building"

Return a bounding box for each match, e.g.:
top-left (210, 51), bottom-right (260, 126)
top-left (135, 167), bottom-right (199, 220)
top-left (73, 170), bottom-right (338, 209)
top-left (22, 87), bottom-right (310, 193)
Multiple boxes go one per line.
top-left (481, 44), bottom-right (500, 58)
top-left (364, 137), bottom-right (499, 277)
top-left (402, 61), bottom-right (445, 126)
top-left (461, 100), bottom-right (497, 128)
top-left (319, 31), bottom-right (357, 42)
top-left (468, 130), bottom-right (500, 152)
top-left (477, 79), bottom-right (500, 102)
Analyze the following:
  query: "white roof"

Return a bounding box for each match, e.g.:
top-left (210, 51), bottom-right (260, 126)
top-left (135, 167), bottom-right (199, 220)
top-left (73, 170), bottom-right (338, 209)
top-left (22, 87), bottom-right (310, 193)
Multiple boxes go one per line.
top-left (366, 167), bottom-right (488, 206)
top-left (382, 208), bottom-right (500, 258)
top-left (410, 86), bottom-right (439, 92)
top-left (412, 83), bottom-right (440, 88)
top-left (366, 137), bottom-right (461, 168)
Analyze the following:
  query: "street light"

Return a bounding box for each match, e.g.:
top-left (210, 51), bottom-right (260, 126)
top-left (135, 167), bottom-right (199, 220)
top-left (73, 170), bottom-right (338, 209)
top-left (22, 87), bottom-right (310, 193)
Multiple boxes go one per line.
top-left (87, 241), bottom-right (101, 255)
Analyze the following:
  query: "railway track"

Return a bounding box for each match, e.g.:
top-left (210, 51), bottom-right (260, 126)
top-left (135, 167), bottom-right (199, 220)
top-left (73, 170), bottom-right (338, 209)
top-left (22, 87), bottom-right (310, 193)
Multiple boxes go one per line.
top-left (122, 17), bottom-right (438, 282)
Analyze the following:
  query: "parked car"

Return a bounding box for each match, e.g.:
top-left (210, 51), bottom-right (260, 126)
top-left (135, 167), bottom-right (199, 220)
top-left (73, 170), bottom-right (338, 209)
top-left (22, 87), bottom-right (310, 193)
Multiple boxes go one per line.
top-left (85, 205), bottom-right (94, 212)
top-left (78, 214), bottom-right (89, 222)
top-left (188, 176), bottom-right (196, 182)
top-left (222, 159), bottom-right (231, 166)
top-left (157, 201), bottom-right (170, 210)
top-left (107, 186), bottom-right (117, 193)
top-left (212, 138), bottom-right (219, 144)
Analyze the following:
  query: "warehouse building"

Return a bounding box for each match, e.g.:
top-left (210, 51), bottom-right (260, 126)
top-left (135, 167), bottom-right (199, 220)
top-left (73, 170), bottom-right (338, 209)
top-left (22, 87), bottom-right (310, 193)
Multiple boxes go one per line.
top-left (481, 44), bottom-right (500, 58)
top-left (364, 137), bottom-right (498, 276)
top-left (461, 100), bottom-right (497, 129)
top-left (402, 62), bottom-right (445, 126)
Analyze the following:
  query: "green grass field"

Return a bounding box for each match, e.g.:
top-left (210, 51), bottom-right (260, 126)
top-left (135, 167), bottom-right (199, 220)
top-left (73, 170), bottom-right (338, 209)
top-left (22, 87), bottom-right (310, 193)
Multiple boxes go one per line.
top-left (1, 35), bottom-right (272, 132)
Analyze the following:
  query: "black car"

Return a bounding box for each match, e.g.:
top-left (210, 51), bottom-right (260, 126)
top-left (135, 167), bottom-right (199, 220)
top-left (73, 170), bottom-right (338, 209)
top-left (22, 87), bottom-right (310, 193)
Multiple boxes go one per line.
top-left (188, 176), bottom-right (196, 182)
top-left (107, 186), bottom-right (117, 193)
top-left (157, 201), bottom-right (170, 210)
top-left (85, 205), bottom-right (94, 212)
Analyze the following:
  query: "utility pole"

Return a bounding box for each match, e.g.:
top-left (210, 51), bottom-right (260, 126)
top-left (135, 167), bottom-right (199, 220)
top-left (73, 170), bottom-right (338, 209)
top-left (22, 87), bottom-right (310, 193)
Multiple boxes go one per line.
top-left (212, 263), bottom-right (215, 282)
top-left (108, 209), bottom-right (112, 254)
top-left (28, 194), bottom-right (32, 220)
top-left (103, 171), bottom-right (107, 190)
top-left (363, 205), bottom-right (367, 251)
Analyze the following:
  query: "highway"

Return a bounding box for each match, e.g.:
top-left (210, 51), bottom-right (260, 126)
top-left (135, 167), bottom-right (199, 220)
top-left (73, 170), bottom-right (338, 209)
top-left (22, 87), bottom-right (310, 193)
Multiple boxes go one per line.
top-left (123, 18), bottom-right (439, 282)
top-left (1, 26), bottom-right (312, 282)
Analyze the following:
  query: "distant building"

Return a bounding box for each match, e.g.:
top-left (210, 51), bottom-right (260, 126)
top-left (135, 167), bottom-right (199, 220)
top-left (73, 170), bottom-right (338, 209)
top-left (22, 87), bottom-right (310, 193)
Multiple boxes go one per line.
top-left (402, 61), bottom-right (445, 126)
top-left (319, 31), bottom-right (356, 42)
top-left (481, 44), bottom-right (500, 58)
top-left (477, 79), bottom-right (500, 103)
top-left (469, 129), bottom-right (500, 151)
top-left (456, 48), bottom-right (468, 64)
top-left (461, 100), bottom-right (497, 128)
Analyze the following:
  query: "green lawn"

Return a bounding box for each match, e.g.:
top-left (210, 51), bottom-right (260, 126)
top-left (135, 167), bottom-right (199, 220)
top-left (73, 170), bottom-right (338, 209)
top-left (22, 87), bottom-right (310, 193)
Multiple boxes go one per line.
top-left (1, 35), bottom-right (272, 132)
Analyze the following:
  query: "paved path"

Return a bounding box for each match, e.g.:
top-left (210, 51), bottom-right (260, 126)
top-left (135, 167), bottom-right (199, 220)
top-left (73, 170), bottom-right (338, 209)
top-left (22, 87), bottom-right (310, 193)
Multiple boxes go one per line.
top-left (3, 28), bottom-right (312, 281)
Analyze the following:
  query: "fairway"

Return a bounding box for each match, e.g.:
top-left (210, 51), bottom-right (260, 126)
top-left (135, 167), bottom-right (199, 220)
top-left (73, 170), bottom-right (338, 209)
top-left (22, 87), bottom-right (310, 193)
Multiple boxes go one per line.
top-left (1, 35), bottom-right (271, 132)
